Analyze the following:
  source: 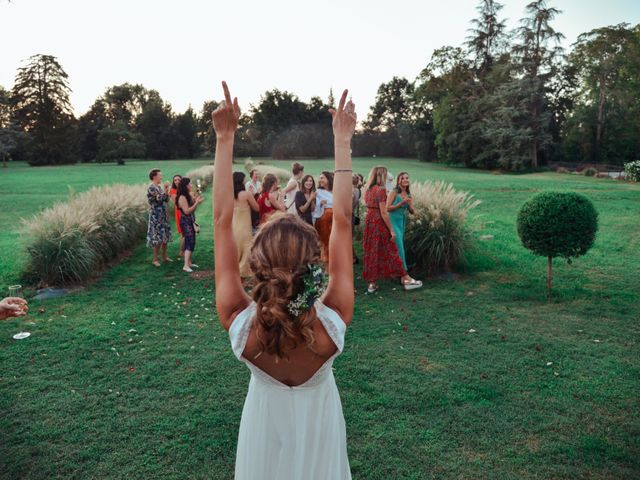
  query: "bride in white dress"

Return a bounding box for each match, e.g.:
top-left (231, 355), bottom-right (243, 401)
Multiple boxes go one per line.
top-left (212, 82), bottom-right (357, 480)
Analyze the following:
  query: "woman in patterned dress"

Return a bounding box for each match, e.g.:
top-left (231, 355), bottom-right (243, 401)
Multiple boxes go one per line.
top-left (147, 168), bottom-right (172, 267)
top-left (362, 166), bottom-right (422, 293)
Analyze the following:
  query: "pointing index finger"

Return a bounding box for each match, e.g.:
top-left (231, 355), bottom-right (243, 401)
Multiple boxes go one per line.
top-left (222, 81), bottom-right (233, 107)
top-left (338, 89), bottom-right (348, 112)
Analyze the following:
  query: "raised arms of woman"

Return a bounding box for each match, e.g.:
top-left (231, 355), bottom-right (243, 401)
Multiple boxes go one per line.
top-left (212, 82), bottom-right (251, 330)
top-left (322, 90), bottom-right (356, 325)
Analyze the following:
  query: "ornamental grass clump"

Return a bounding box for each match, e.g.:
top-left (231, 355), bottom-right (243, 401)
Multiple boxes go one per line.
top-left (185, 165), bottom-right (214, 190)
top-left (22, 184), bottom-right (148, 286)
top-left (244, 159), bottom-right (289, 184)
top-left (517, 191), bottom-right (598, 290)
top-left (405, 181), bottom-right (480, 274)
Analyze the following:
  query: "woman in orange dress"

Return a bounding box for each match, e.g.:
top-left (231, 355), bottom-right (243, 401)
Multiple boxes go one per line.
top-left (313, 171), bottom-right (334, 262)
top-left (169, 174), bottom-right (184, 258)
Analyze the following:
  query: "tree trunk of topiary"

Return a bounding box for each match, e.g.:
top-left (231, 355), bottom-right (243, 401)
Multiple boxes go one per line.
top-left (547, 256), bottom-right (553, 290)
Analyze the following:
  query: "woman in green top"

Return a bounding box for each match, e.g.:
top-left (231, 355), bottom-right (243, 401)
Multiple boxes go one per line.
top-left (387, 172), bottom-right (415, 270)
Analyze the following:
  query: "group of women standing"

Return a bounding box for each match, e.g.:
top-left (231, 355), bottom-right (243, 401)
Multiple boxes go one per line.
top-left (362, 167), bottom-right (421, 293)
top-left (146, 169), bottom-right (204, 273)
top-left (149, 161), bottom-right (421, 291)
top-left (229, 162), bottom-right (422, 293)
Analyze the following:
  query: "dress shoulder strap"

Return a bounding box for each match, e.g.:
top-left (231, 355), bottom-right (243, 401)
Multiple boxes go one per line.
top-left (229, 302), bottom-right (256, 359)
top-left (314, 301), bottom-right (346, 352)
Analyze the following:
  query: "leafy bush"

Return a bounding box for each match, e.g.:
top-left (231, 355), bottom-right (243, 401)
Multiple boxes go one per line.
top-left (97, 121), bottom-right (145, 162)
top-left (582, 167), bottom-right (598, 177)
top-left (22, 184), bottom-right (148, 286)
top-left (405, 181), bottom-right (480, 273)
top-left (556, 167), bottom-right (570, 174)
top-left (517, 191), bottom-right (598, 290)
top-left (624, 160), bottom-right (640, 182)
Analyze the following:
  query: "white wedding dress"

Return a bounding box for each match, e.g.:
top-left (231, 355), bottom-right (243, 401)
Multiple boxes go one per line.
top-left (229, 300), bottom-right (352, 480)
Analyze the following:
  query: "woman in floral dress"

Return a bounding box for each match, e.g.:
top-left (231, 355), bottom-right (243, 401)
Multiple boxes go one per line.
top-left (362, 166), bottom-right (422, 293)
top-left (147, 168), bottom-right (172, 267)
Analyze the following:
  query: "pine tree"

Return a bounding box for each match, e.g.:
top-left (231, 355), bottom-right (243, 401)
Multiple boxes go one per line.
top-left (12, 54), bottom-right (77, 165)
top-left (512, 0), bottom-right (564, 167)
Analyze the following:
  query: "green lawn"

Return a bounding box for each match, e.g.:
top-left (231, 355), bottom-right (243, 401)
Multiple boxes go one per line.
top-left (1, 159), bottom-right (639, 479)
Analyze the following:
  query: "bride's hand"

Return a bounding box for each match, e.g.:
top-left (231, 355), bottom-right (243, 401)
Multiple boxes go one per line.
top-left (211, 81), bottom-right (240, 141)
top-left (329, 89), bottom-right (357, 145)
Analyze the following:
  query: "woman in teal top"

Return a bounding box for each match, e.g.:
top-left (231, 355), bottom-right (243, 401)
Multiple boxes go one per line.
top-left (387, 172), bottom-right (415, 270)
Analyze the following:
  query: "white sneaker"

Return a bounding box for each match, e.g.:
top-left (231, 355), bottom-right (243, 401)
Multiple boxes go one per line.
top-left (190, 264), bottom-right (199, 269)
top-left (403, 279), bottom-right (423, 290)
top-left (183, 267), bottom-right (193, 273)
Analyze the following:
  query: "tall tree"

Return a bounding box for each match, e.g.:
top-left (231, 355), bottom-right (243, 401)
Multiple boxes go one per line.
top-left (364, 77), bottom-right (415, 131)
top-left (197, 100), bottom-right (219, 154)
top-left (0, 86), bottom-right (17, 167)
top-left (11, 54), bottom-right (77, 165)
top-left (136, 98), bottom-right (174, 159)
top-left (172, 106), bottom-right (200, 158)
top-left (567, 23), bottom-right (640, 164)
top-left (512, 0), bottom-right (564, 167)
top-left (466, 0), bottom-right (507, 74)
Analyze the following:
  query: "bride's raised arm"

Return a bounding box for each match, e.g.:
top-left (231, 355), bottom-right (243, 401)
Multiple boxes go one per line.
top-left (322, 89), bottom-right (357, 325)
top-left (212, 81), bottom-right (251, 330)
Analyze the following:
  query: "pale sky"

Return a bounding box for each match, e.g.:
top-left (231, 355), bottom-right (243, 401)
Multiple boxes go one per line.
top-left (1, 0), bottom-right (639, 119)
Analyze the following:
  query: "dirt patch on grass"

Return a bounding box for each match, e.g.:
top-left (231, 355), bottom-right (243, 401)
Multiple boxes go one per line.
top-left (191, 270), bottom-right (214, 280)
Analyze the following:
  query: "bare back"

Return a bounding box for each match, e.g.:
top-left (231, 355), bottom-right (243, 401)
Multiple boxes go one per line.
top-left (240, 313), bottom-right (338, 387)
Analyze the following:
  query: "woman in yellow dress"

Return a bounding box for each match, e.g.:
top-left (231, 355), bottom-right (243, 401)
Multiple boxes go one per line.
top-left (232, 172), bottom-right (260, 277)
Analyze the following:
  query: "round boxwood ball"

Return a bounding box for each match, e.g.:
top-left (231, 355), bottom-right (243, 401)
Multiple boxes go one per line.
top-left (517, 192), bottom-right (598, 260)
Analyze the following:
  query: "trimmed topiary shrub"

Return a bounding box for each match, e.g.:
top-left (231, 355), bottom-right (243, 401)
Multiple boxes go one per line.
top-left (517, 192), bottom-right (598, 290)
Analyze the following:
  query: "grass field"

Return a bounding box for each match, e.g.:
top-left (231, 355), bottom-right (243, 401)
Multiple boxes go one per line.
top-left (1, 158), bottom-right (639, 479)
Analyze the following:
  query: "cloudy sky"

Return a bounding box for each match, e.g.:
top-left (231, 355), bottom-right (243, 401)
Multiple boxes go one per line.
top-left (1, 0), bottom-right (638, 118)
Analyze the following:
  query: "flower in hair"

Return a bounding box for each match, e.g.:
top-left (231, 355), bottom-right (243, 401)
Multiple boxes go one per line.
top-left (287, 264), bottom-right (328, 317)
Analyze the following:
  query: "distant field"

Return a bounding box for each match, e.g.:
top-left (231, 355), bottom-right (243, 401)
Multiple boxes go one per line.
top-left (1, 158), bottom-right (639, 479)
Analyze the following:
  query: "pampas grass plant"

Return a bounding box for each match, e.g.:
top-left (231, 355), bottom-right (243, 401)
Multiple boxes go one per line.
top-left (22, 184), bottom-right (149, 286)
top-left (405, 180), bottom-right (480, 274)
top-left (185, 165), bottom-right (214, 191)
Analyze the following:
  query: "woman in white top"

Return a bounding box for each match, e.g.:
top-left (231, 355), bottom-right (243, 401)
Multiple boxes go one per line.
top-left (244, 169), bottom-right (262, 195)
top-left (313, 171), bottom-right (334, 263)
top-left (212, 82), bottom-right (356, 480)
top-left (283, 162), bottom-right (304, 214)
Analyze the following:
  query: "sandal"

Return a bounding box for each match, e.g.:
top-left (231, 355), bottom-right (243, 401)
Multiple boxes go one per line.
top-left (183, 267), bottom-right (193, 273)
top-left (152, 261), bottom-right (161, 267)
top-left (403, 278), bottom-right (423, 291)
top-left (367, 284), bottom-right (378, 294)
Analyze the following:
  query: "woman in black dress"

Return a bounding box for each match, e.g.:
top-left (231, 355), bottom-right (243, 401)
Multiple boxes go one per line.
top-left (294, 174), bottom-right (317, 225)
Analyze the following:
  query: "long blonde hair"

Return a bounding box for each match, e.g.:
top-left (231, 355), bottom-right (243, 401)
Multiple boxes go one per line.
top-left (249, 213), bottom-right (321, 359)
top-left (365, 166), bottom-right (388, 191)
